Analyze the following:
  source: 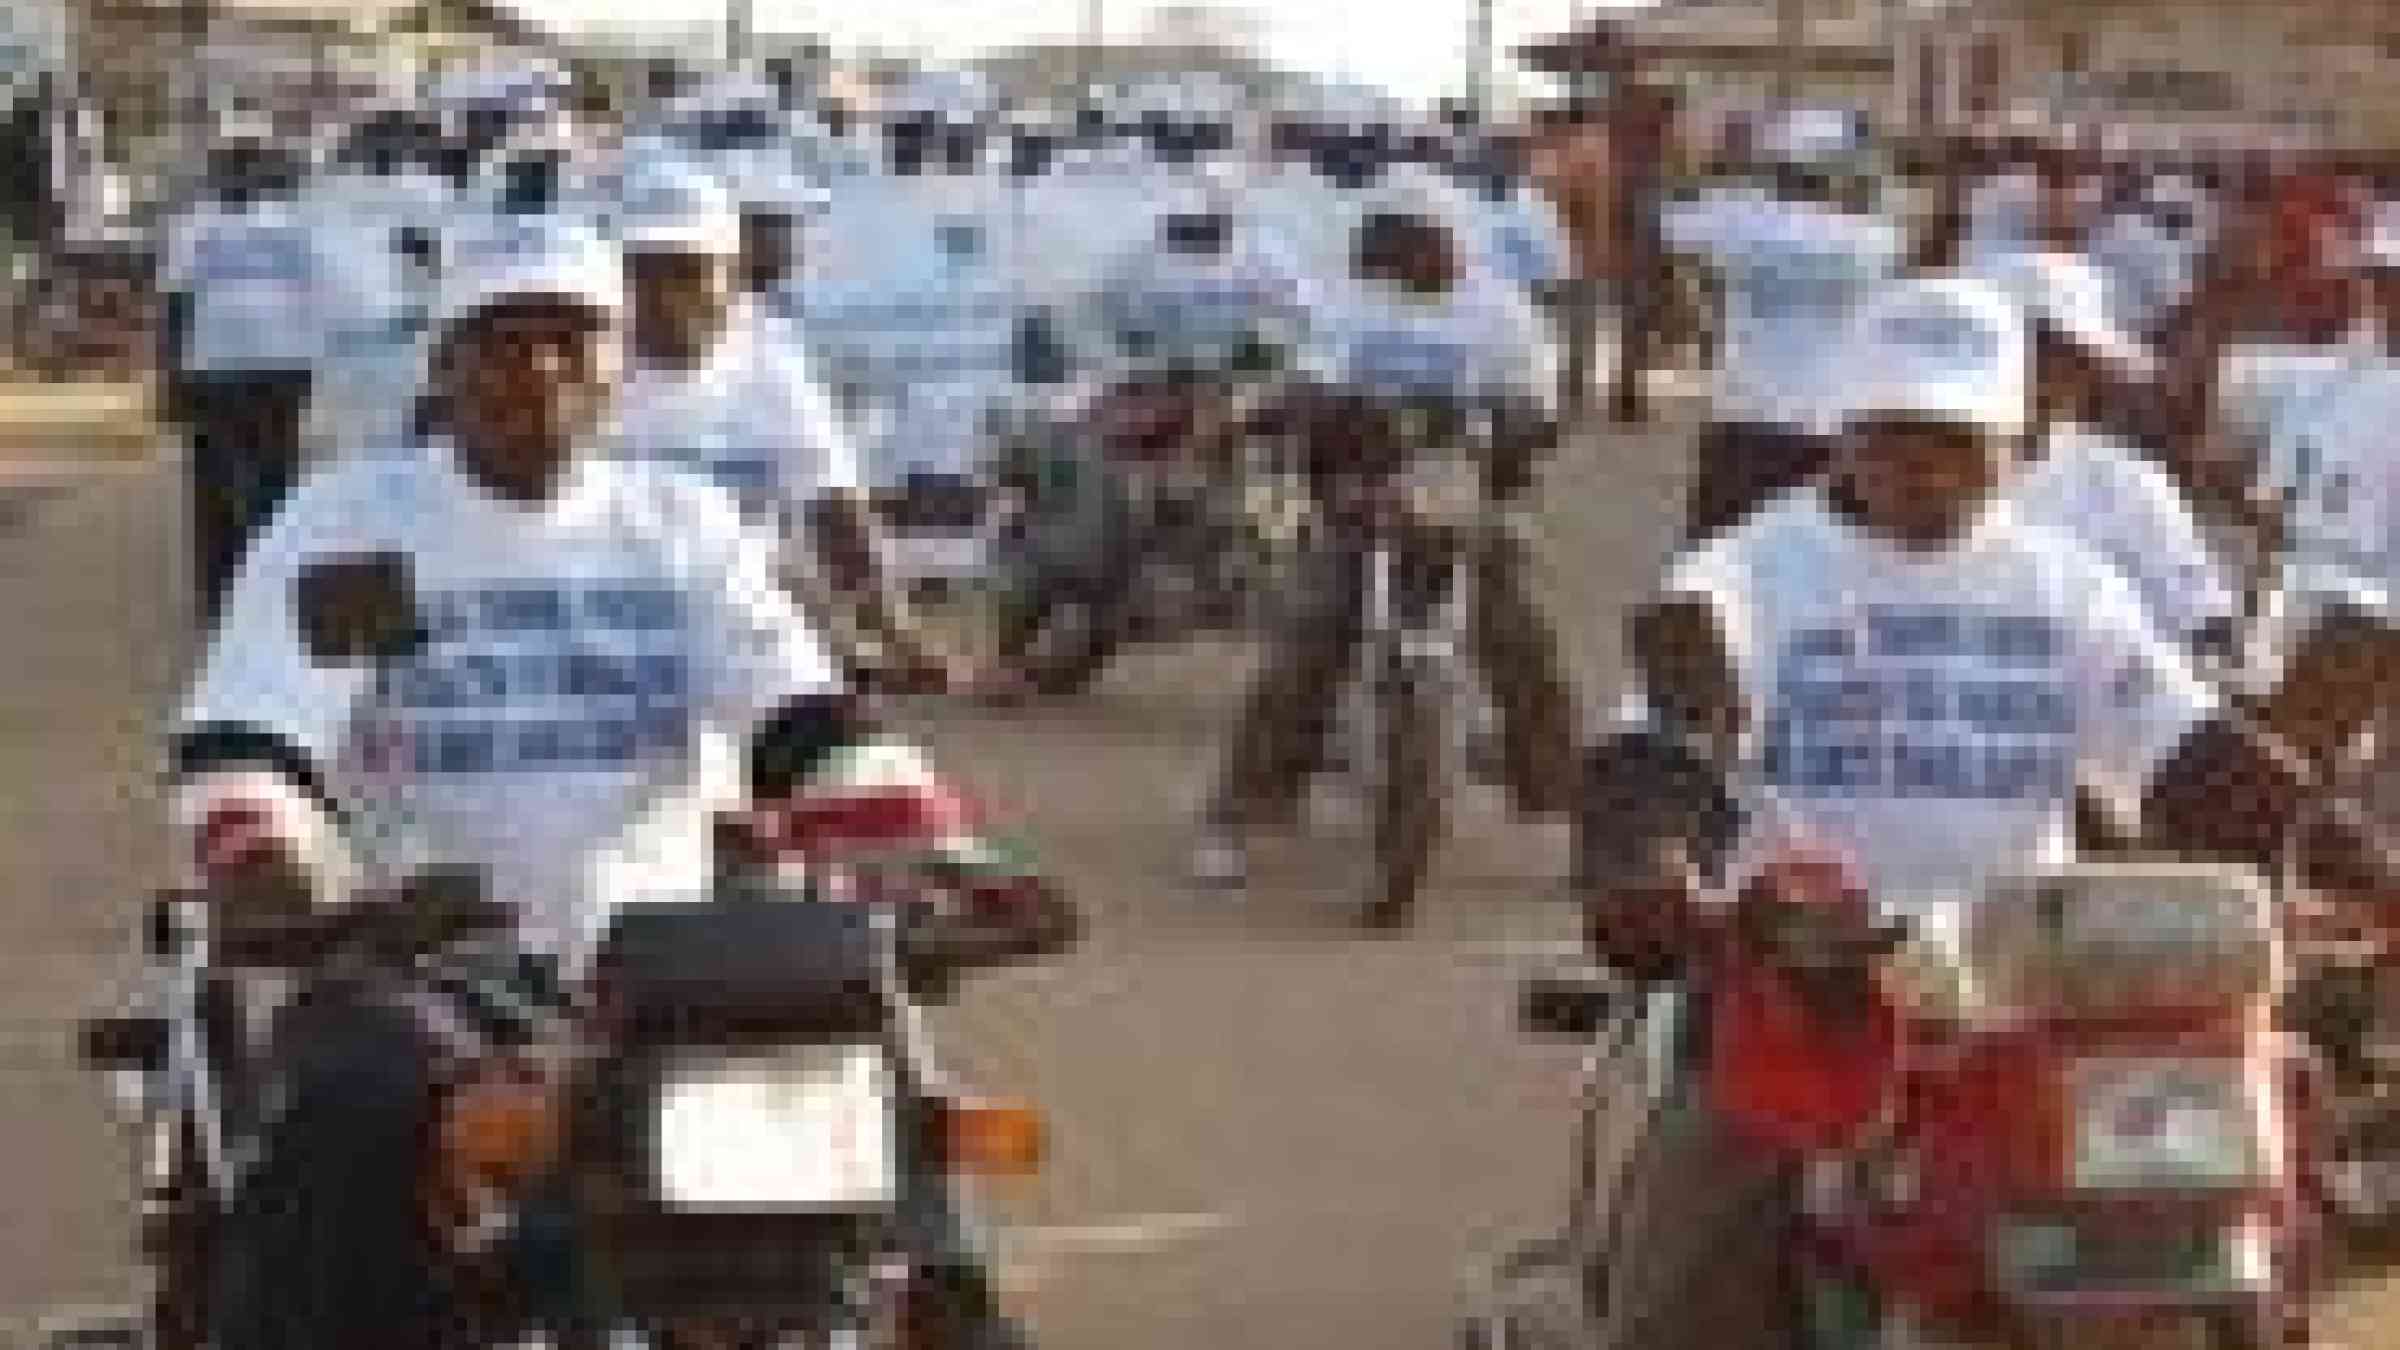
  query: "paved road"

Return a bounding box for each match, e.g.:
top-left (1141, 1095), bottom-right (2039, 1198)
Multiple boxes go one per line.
top-left (5, 393), bottom-right (2394, 1349)
top-left (0, 397), bottom-right (1684, 1349)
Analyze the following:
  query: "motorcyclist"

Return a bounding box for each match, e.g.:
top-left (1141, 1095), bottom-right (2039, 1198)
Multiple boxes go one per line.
top-left (1973, 247), bottom-right (2240, 661)
top-left (987, 169), bottom-right (1316, 681)
top-left (157, 119), bottom-right (328, 623)
top-left (603, 158), bottom-right (968, 694)
top-left (299, 107), bottom-right (454, 457)
top-left (1190, 180), bottom-right (1582, 915)
top-left (798, 73), bottom-right (1025, 590)
top-left (1581, 269), bottom-right (2400, 1024)
top-left (167, 220), bottom-right (1048, 1344)
top-left (1660, 108), bottom-right (1906, 547)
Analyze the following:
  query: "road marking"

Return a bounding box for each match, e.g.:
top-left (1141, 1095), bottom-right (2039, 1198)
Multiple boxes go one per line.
top-left (0, 458), bottom-right (160, 482)
top-left (1003, 1209), bottom-right (1239, 1254)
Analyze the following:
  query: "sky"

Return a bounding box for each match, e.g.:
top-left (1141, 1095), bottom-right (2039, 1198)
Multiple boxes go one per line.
top-left (514, 0), bottom-right (1662, 105)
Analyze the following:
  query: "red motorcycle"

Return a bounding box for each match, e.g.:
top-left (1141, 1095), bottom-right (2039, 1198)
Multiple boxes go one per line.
top-left (1488, 851), bottom-right (2316, 1350)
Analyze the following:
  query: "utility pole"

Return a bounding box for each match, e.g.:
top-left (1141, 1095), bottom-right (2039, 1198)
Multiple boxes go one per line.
top-left (726, 0), bottom-right (752, 70)
top-left (1076, 0), bottom-right (1102, 99)
top-left (1775, 0), bottom-right (1805, 111)
top-left (1468, 0), bottom-right (1493, 120)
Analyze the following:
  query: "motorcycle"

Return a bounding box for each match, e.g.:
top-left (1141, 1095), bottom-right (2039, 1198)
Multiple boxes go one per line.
top-left (1470, 858), bottom-right (2312, 1350)
top-left (1323, 402), bottom-right (1510, 930)
top-left (71, 774), bottom-right (1078, 1348)
top-left (985, 372), bottom-right (1308, 696)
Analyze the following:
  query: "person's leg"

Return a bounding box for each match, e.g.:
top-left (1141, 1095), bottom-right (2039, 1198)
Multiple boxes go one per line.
top-left (1469, 510), bottom-right (1582, 817)
top-left (210, 984), bottom-right (447, 1350)
top-left (1197, 537), bottom-right (1365, 873)
top-left (181, 374), bottom-right (253, 624)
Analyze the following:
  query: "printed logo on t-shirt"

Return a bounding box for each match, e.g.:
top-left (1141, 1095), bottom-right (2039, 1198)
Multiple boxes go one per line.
top-left (1759, 606), bottom-right (2074, 799)
top-left (194, 229), bottom-right (313, 285)
top-left (372, 582), bottom-right (694, 776)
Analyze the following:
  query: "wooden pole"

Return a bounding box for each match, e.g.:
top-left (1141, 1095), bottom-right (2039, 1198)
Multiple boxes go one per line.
top-left (1469, 0), bottom-right (1493, 119)
top-left (1775, 0), bottom-right (1805, 111)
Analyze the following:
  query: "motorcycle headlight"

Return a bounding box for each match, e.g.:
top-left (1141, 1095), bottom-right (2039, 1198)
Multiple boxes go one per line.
top-left (2069, 1057), bottom-right (2266, 1190)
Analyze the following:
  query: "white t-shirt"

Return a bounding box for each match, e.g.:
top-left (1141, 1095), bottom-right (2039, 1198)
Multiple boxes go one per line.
top-left (2226, 335), bottom-right (2388, 506)
top-left (2085, 201), bottom-right (2208, 339)
top-left (608, 303), bottom-right (863, 538)
top-left (800, 166), bottom-right (1025, 483)
top-left (1661, 192), bottom-right (1904, 431)
top-left (2273, 363), bottom-right (2400, 593)
top-left (160, 197), bottom-right (333, 372)
top-left (1300, 272), bottom-right (1555, 411)
top-left (182, 443), bottom-right (840, 973)
top-left (2011, 423), bottom-right (2234, 644)
top-left (1473, 183), bottom-right (1572, 291)
top-left (1247, 161), bottom-right (1352, 284)
top-left (299, 171), bottom-right (454, 457)
top-left (1962, 171), bottom-right (2041, 267)
top-left (1660, 488), bottom-right (2215, 923)
top-left (1088, 227), bottom-right (1314, 375)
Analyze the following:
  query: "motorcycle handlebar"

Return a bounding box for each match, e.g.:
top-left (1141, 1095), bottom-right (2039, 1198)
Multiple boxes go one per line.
top-left (193, 865), bottom-right (511, 967)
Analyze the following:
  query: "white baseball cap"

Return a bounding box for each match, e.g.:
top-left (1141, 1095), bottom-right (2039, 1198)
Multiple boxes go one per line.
top-left (1974, 250), bottom-right (2154, 377)
top-left (614, 160), bottom-right (741, 255)
top-left (433, 218), bottom-right (624, 333)
top-left (1833, 276), bottom-right (2030, 439)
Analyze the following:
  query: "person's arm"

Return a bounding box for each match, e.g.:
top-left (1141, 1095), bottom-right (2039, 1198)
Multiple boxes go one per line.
top-left (1578, 593), bottom-right (1752, 978)
top-left (760, 348), bottom-right (960, 692)
top-left (170, 479), bottom-right (394, 909)
top-left (2125, 598), bottom-right (2400, 896)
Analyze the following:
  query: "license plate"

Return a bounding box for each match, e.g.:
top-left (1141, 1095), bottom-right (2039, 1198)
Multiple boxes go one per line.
top-left (652, 1042), bottom-right (897, 1210)
top-left (2069, 1057), bottom-right (2263, 1189)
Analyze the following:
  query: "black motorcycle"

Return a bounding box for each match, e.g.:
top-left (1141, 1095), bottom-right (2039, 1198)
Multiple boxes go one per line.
top-left (74, 844), bottom-right (1077, 1349)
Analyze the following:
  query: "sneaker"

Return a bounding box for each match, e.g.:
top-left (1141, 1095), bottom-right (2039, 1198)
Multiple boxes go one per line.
top-left (1189, 832), bottom-right (1249, 888)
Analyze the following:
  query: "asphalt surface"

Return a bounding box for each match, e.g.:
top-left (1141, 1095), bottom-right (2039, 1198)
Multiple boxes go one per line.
top-left (4, 388), bottom-right (2394, 1349)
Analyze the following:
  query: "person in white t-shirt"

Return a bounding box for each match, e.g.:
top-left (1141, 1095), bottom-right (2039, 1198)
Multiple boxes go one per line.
top-left (1975, 248), bottom-right (2238, 657)
top-left (299, 110), bottom-right (456, 459)
top-left (2247, 227), bottom-right (2400, 682)
top-left (800, 87), bottom-right (1023, 587)
top-left (1661, 115), bottom-right (1906, 545)
top-left (1191, 194), bottom-right (1580, 916)
top-left (605, 163), bottom-right (964, 694)
top-left (168, 219), bottom-right (1059, 1339)
top-left (1581, 274), bottom-right (2400, 985)
top-left (159, 131), bottom-right (333, 623)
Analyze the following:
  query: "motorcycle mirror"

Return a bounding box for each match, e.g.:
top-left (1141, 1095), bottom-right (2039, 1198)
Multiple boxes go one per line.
top-left (1521, 962), bottom-right (1626, 1039)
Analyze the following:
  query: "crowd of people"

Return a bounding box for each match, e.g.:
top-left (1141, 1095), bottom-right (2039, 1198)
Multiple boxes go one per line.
top-left (113, 43), bottom-right (2400, 1344)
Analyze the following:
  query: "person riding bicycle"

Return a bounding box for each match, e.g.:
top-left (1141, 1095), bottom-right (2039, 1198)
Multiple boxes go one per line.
top-left (1190, 178), bottom-right (1580, 920)
top-left (166, 220), bottom-right (1055, 1344)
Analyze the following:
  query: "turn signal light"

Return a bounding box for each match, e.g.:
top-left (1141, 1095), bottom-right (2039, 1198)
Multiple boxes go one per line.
top-left (940, 1096), bottom-right (1046, 1178)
